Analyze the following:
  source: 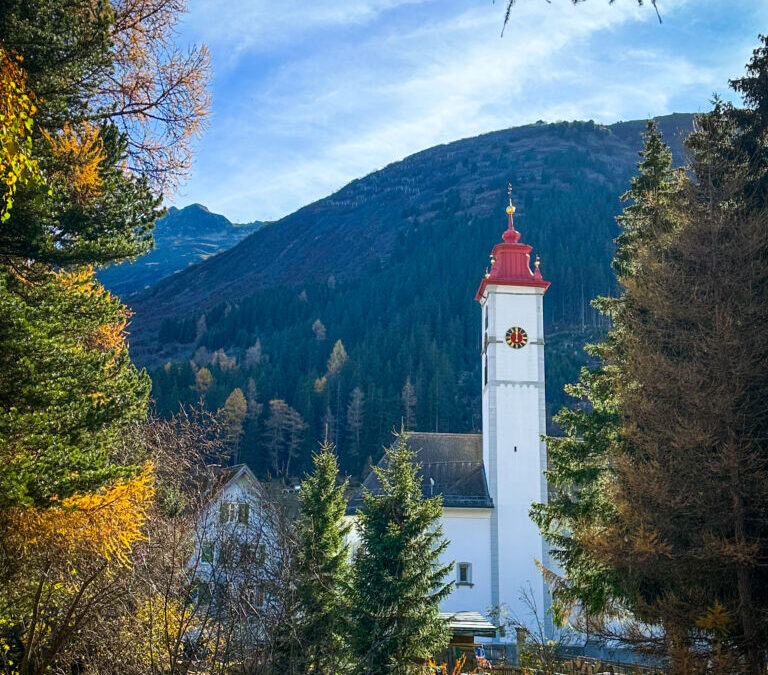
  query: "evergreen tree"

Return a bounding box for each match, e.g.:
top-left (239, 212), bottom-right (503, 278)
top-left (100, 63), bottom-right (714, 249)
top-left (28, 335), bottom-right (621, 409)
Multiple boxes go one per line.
top-left (263, 400), bottom-right (308, 477)
top-left (346, 386), bottom-right (365, 460)
top-left (401, 377), bottom-right (417, 431)
top-left (294, 441), bottom-right (351, 675)
top-left (219, 388), bottom-right (247, 461)
top-left (532, 121), bottom-right (681, 624)
top-left (0, 268), bottom-right (151, 507)
top-left (535, 41), bottom-right (768, 671)
top-left (350, 430), bottom-right (452, 675)
top-left (0, 0), bottom-right (209, 506)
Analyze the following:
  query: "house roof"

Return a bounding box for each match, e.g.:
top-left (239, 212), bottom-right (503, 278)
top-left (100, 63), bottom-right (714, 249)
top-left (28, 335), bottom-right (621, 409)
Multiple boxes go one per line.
top-left (439, 611), bottom-right (498, 637)
top-left (347, 432), bottom-right (493, 514)
top-left (209, 463), bottom-right (260, 497)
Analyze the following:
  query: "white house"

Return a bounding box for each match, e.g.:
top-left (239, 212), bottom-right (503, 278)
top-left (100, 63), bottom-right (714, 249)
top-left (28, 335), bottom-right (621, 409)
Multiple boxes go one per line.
top-left (349, 193), bottom-right (552, 640)
top-left (193, 463), bottom-right (272, 609)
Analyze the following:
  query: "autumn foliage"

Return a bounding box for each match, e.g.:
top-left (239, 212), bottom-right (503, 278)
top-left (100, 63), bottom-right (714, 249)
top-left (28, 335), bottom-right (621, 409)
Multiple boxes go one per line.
top-left (0, 48), bottom-right (42, 221)
top-left (6, 464), bottom-right (154, 565)
top-left (41, 122), bottom-right (106, 204)
top-left (535, 38), bottom-right (768, 674)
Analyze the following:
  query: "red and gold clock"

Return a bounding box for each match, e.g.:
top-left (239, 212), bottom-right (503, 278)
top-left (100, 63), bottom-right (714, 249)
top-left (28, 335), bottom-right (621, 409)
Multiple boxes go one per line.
top-left (505, 326), bottom-right (528, 349)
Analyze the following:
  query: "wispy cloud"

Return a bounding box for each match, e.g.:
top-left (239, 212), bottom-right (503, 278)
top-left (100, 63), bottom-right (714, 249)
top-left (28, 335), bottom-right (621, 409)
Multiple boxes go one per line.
top-left (180, 0), bottom-right (430, 64)
top-left (173, 0), bottom-right (768, 222)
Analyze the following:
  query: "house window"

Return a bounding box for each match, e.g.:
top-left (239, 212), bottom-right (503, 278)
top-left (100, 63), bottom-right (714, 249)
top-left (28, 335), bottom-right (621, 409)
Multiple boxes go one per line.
top-left (247, 586), bottom-right (265, 609)
top-left (201, 541), bottom-right (215, 563)
top-left (215, 582), bottom-right (229, 604)
top-left (197, 580), bottom-right (213, 605)
top-left (238, 503), bottom-right (250, 525)
top-left (220, 502), bottom-right (235, 523)
top-left (457, 562), bottom-right (473, 586)
top-left (240, 543), bottom-right (264, 565)
top-left (220, 501), bottom-right (249, 524)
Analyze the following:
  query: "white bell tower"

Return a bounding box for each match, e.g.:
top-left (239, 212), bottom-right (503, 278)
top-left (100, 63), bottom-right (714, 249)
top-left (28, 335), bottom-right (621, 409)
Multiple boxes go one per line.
top-left (475, 187), bottom-right (551, 636)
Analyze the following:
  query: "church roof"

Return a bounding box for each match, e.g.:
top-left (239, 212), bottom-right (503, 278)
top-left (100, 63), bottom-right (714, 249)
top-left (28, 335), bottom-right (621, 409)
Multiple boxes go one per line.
top-left (475, 193), bottom-right (549, 301)
top-left (347, 432), bottom-right (493, 514)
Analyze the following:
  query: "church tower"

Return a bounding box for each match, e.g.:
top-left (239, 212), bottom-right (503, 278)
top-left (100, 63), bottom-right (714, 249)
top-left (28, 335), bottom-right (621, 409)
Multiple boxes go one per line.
top-left (475, 188), bottom-right (550, 633)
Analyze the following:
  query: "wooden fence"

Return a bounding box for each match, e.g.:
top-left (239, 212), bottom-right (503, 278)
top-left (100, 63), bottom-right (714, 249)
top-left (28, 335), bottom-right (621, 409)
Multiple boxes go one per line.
top-left (436, 645), bottom-right (665, 675)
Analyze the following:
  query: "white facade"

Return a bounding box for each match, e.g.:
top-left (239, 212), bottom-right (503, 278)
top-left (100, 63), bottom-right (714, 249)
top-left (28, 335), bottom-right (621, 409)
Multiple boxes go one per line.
top-left (193, 465), bottom-right (271, 608)
top-left (478, 284), bottom-right (550, 633)
top-left (351, 204), bottom-right (551, 641)
top-left (435, 205), bottom-right (551, 638)
top-left (439, 507), bottom-right (493, 614)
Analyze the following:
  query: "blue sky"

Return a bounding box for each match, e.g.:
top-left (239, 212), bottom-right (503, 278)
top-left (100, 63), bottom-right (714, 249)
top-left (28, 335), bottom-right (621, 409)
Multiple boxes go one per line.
top-left (172, 0), bottom-right (768, 223)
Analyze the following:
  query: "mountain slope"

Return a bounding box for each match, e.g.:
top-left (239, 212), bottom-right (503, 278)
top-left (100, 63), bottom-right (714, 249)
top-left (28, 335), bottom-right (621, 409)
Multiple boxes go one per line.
top-left (130, 114), bottom-right (692, 346)
top-left (130, 114), bottom-right (696, 479)
top-left (97, 204), bottom-right (264, 297)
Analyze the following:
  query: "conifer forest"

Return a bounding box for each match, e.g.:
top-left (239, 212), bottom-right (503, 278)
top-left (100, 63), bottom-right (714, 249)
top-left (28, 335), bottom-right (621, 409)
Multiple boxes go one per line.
top-left (2, 0), bottom-right (768, 674)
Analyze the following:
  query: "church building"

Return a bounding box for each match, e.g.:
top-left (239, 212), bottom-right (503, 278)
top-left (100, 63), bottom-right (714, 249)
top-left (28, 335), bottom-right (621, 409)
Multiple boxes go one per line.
top-left (350, 191), bottom-right (551, 640)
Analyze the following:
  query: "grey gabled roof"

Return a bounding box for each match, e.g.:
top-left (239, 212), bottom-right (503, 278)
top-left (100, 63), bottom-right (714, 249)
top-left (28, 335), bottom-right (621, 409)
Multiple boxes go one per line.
top-left (208, 463), bottom-right (260, 498)
top-left (347, 432), bottom-right (493, 514)
top-left (439, 611), bottom-right (498, 637)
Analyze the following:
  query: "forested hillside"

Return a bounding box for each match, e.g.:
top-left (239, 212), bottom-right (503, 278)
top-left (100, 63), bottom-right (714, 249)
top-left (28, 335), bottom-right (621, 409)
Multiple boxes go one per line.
top-left (128, 114), bottom-right (695, 479)
top-left (97, 204), bottom-right (264, 296)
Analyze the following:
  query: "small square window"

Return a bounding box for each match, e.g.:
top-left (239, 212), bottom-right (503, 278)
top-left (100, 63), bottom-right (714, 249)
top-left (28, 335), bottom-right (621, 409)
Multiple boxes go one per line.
top-left (247, 586), bottom-right (265, 608)
top-left (457, 562), bottom-right (472, 586)
top-left (240, 543), bottom-right (265, 564)
top-left (201, 541), bottom-right (215, 563)
top-left (197, 580), bottom-right (212, 605)
top-left (220, 502), bottom-right (235, 523)
top-left (220, 501), bottom-right (249, 524)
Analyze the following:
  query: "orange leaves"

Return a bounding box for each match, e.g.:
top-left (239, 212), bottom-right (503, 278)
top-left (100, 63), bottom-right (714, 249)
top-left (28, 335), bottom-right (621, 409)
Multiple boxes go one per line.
top-left (8, 464), bottom-right (155, 565)
top-left (105, 0), bottom-right (211, 192)
top-left (58, 266), bottom-right (130, 358)
top-left (42, 122), bottom-right (106, 203)
top-left (696, 600), bottom-right (730, 637)
top-left (58, 265), bottom-right (103, 294)
top-left (0, 47), bottom-right (42, 221)
top-left (85, 317), bottom-right (129, 353)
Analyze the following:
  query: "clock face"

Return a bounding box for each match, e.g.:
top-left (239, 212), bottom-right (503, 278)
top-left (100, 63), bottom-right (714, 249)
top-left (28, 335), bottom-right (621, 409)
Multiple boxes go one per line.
top-left (505, 326), bottom-right (528, 349)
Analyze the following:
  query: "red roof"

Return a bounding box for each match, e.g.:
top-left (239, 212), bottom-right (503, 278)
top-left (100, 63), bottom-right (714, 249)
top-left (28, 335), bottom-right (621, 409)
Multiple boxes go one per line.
top-left (475, 207), bottom-right (549, 301)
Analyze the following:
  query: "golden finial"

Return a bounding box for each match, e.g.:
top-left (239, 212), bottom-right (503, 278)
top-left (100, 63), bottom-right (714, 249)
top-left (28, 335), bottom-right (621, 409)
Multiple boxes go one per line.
top-left (490, 256), bottom-right (496, 265)
top-left (506, 182), bottom-right (516, 215)
top-left (484, 268), bottom-right (490, 279)
top-left (535, 255), bottom-right (540, 269)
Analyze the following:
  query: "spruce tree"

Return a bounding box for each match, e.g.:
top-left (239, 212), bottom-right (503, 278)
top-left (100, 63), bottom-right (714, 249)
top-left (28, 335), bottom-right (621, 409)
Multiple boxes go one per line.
top-left (294, 441), bottom-right (351, 675)
top-left (350, 430), bottom-right (451, 675)
top-left (0, 267), bottom-right (151, 507)
top-left (531, 121), bottom-right (681, 622)
top-left (535, 41), bottom-right (768, 670)
top-left (0, 0), bottom-right (208, 506)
